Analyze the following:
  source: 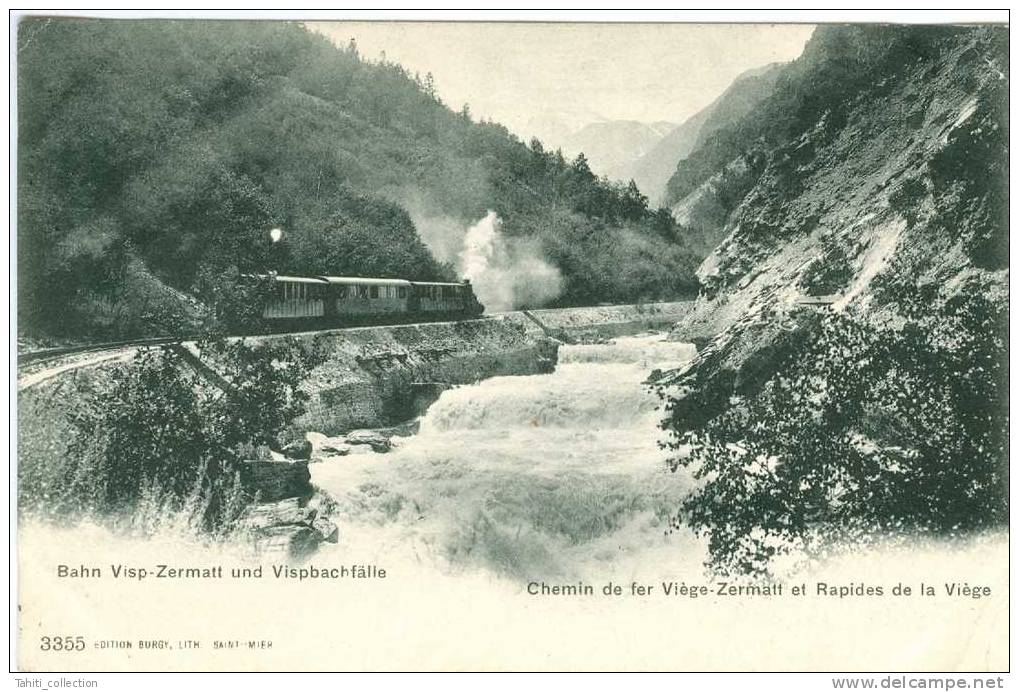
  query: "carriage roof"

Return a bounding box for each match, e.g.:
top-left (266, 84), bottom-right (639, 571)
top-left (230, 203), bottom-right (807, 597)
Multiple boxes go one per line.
top-left (272, 275), bottom-right (329, 284)
top-left (409, 280), bottom-right (468, 287)
top-left (272, 275), bottom-right (411, 287)
top-left (269, 275), bottom-right (465, 288)
top-left (318, 276), bottom-right (413, 287)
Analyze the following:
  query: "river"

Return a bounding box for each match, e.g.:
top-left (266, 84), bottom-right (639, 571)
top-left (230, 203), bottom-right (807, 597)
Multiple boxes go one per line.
top-left (310, 332), bottom-right (702, 580)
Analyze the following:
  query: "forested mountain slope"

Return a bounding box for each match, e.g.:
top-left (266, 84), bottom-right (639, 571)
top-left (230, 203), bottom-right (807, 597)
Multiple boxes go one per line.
top-left (18, 19), bottom-right (699, 339)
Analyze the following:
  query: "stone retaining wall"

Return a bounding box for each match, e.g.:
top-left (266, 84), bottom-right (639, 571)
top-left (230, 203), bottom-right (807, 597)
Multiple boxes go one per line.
top-left (17, 302), bottom-right (693, 489)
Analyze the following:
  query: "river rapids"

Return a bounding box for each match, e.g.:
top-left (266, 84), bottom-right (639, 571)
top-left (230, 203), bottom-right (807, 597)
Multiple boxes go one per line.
top-left (311, 333), bottom-right (702, 580)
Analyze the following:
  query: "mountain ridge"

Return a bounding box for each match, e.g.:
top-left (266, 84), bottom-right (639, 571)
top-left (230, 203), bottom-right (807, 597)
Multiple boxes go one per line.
top-left (631, 62), bottom-right (786, 206)
top-left (664, 23), bottom-right (1007, 419)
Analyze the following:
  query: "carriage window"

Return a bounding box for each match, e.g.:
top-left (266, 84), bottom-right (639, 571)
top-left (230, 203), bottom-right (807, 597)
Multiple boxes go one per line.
top-left (397, 286), bottom-right (407, 298)
top-left (357, 285), bottom-right (369, 299)
top-left (369, 286), bottom-right (380, 299)
top-left (336, 286), bottom-right (347, 299)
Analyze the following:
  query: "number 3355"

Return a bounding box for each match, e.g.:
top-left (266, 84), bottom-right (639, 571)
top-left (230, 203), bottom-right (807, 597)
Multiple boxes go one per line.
top-left (39, 636), bottom-right (86, 651)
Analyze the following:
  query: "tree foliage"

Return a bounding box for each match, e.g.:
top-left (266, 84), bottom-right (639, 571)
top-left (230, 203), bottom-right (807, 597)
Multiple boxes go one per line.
top-left (665, 298), bottom-right (1008, 576)
top-left (60, 338), bottom-right (324, 532)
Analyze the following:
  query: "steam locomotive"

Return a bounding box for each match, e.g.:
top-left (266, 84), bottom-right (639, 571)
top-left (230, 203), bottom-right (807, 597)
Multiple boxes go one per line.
top-left (258, 274), bottom-right (485, 327)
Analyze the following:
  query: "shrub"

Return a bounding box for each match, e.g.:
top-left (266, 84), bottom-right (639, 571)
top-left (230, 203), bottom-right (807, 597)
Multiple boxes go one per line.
top-left (191, 266), bottom-right (276, 336)
top-left (665, 298), bottom-right (1007, 576)
top-left (59, 337), bottom-right (324, 535)
top-left (798, 243), bottom-right (854, 296)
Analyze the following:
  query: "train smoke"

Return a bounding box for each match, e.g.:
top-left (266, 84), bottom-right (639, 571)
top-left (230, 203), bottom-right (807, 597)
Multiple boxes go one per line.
top-left (458, 211), bottom-right (562, 312)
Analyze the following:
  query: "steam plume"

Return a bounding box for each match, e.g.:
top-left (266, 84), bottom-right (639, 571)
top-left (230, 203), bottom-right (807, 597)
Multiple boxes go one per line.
top-left (458, 211), bottom-right (562, 312)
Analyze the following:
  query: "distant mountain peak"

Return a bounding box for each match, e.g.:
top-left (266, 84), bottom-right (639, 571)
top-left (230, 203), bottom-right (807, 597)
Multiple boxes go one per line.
top-left (558, 119), bottom-right (679, 181)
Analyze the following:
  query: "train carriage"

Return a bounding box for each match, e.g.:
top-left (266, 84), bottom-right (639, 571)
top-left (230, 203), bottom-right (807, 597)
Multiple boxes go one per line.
top-left (409, 281), bottom-right (474, 314)
top-left (258, 274), bottom-right (482, 327)
top-left (262, 276), bottom-right (328, 319)
top-left (320, 276), bottom-right (412, 316)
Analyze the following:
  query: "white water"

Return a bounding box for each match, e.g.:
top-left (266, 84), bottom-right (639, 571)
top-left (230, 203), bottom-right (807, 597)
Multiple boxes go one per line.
top-left (311, 332), bottom-right (702, 579)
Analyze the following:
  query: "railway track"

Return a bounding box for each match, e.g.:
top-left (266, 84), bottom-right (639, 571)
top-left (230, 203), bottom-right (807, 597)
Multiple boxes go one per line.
top-left (18, 336), bottom-right (183, 368)
top-left (17, 311), bottom-right (507, 369)
top-left (16, 316), bottom-right (492, 374)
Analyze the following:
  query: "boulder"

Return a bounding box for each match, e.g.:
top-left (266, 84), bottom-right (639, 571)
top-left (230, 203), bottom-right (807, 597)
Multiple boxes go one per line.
top-left (320, 441), bottom-right (352, 456)
top-left (344, 429), bottom-right (392, 453)
top-left (378, 419), bottom-right (421, 437)
top-left (253, 525), bottom-right (320, 559)
top-left (305, 431), bottom-right (353, 460)
top-left (238, 459), bottom-right (311, 502)
top-left (281, 439), bottom-right (312, 460)
top-left (236, 498), bottom-right (317, 532)
top-left (312, 517), bottom-right (339, 543)
top-left (305, 431), bottom-right (329, 447)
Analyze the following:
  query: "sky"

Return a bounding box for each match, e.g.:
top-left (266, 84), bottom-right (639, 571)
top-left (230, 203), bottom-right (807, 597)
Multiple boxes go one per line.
top-left (310, 22), bottom-right (815, 146)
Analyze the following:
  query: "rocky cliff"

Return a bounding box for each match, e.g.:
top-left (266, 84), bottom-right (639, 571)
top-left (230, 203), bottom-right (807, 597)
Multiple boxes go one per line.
top-left (663, 24), bottom-right (1007, 426)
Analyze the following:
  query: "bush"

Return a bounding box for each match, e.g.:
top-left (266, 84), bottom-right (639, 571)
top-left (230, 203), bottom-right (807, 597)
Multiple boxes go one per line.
top-left (665, 299), bottom-right (1007, 576)
top-left (192, 266), bottom-right (276, 336)
top-left (59, 337), bottom-right (324, 535)
top-left (798, 243), bottom-right (854, 296)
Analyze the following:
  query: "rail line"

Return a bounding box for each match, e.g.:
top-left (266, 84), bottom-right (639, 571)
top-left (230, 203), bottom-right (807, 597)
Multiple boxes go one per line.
top-left (18, 336), bottom-right (184, 367)
top-left (16, 314), bottom-right (497, 372)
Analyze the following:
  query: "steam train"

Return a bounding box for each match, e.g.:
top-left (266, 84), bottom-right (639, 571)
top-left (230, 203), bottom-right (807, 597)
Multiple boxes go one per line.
top-left (257, 274), bottom-right (485, 327)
